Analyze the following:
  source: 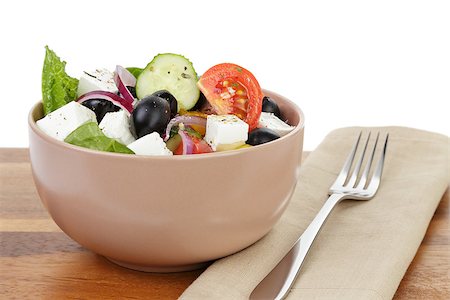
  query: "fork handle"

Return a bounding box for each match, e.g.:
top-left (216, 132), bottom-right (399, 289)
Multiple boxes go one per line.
top-left (250, 193), bottom-right (345, 300)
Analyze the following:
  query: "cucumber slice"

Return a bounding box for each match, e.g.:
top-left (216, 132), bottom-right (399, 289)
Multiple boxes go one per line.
top-left (136, 54), bottom-right (200, 111)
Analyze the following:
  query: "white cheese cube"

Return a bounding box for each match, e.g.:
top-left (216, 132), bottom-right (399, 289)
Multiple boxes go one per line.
top-left (77, 68), bottom-right (118, 97)
top-left (127, 132), bottom-right (172, 156)
top-left (204, 115), bottom-right (249, 151)
top-left (258, 112), bottom-right (295, 137)
top-left (99, 110), bottom-right (135, 145)
top-left (36, 101), bottom-right (97, 141)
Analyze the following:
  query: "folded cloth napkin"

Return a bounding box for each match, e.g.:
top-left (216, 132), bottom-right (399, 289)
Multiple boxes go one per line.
top-left (180, 127), bottom-right (449, 300)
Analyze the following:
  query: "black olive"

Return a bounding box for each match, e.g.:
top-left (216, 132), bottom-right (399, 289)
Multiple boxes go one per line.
top-left (262, 96), bottom-right (282, 119)
top-left (193, 92), bottom-right (216, 115)
top-left (81, 99), bottom-right (120, 123)
top-left (151, 90), bottom-right (178, 118)
top-left (130, 95), bottom-right (171, 138)
top-left (126, 86), bottom-right (137, 98)
top-left (191, 92), bottom-right (207, 111)
top-left (247, 128), bottom-right (280, 146)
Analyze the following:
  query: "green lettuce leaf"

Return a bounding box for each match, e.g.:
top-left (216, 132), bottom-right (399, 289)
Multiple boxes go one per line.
top-left (42, 46), bottom-right (79, 115)
top-left (65, 122), bottom-right (134, 154)
top-left (126, 67), bottom-right (144, 79)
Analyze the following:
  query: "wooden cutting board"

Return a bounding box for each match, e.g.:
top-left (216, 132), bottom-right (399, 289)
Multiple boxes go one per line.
top-left (0, 148), bottom-right (448, 299)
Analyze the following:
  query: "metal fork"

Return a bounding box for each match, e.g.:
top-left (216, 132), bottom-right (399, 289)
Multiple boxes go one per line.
top-left (250, 132), bottom-right (389, 300)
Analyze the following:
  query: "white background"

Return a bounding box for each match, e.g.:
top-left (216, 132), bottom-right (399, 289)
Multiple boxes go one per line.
top-left (1, 0), bottom-right (448, 150)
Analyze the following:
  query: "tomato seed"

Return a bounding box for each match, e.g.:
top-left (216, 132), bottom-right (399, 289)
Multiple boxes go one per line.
top-left (236, 89), bottom-right (246, 96)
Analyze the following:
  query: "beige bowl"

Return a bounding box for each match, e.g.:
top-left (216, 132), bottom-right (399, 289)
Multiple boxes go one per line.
top-left (28, 90), bottom-right (305, 272)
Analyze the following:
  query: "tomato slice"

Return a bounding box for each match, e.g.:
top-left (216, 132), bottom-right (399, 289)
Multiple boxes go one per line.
top-left (193, 138), bottom-right (213, 154)
top-left (197, 63), bottom-right (263, 130)
top-left (173, 133), bottom-right (212, 155)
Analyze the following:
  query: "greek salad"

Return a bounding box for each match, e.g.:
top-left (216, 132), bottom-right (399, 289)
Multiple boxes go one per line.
top-left (38, 46), bottom-right (295, 156)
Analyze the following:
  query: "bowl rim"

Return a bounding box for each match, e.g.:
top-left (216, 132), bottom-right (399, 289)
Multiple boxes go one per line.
top-left (29, 89), bottom-right (305, 160)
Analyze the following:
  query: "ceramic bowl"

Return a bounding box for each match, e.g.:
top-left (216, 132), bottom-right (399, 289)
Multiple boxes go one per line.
top-left (28, 90), bottom-right (305, 272)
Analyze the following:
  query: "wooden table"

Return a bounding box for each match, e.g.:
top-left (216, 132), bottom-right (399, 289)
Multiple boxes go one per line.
top-left (1, 148), bottom-right (448, 299)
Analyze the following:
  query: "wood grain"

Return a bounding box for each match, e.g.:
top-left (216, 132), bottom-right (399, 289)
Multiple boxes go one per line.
top-left (1, 148), bottom-right (448, 299)
top-left (393, 187), bottom-right (449, 299)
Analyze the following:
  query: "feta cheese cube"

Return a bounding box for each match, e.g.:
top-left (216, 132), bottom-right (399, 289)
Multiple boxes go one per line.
top-left (99, 110), bottom-right (135, 145)
top-left (77, 68), bottom-right (118, 97)
top-left (204, 115), bottom-right (249, 151)
top-left (127, 132), bottom-right (172, 156)
top-left (258, 112), bottom-right (295, 137)
top-left (36, 101), bottom-right (97, 141)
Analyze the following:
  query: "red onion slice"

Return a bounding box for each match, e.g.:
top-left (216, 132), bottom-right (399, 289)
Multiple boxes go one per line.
top-left (114, 65), bottom-right (136, 105)
top-left (178, 129), bottom-right (195, 155)
top-left (164, 115), bottom-right (206, 141)
top-left (77, 91), bottom-right (133, 115)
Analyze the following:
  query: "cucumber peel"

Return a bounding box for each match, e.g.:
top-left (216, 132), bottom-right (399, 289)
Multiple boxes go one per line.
top-left (136, 53), bottom-right (200, 111)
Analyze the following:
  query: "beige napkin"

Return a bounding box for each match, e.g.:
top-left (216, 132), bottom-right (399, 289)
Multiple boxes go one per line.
top-left (180, 127), bottom-right (449, 300)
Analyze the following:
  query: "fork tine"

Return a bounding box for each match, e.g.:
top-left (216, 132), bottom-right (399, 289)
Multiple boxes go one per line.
top-left (333, 131), bottom-right (362, 187)
top-left (346, 132), bottom-right (371, 188)
top-left (366, 133), bottom-right (389, 192)
top-left (355, 132), bottom-right (379, 190)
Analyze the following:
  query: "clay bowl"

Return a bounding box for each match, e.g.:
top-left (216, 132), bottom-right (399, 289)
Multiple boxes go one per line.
top-left (28, 90), bottom-right (305, 272)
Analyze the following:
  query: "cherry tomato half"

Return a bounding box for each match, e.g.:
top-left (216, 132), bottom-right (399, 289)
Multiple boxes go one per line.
top-left (197, 63), bottom-right (263, 130)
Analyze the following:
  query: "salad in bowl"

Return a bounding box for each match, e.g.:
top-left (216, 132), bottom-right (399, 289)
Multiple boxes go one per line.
top-left (37, 47), bottom-right (295, 156)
